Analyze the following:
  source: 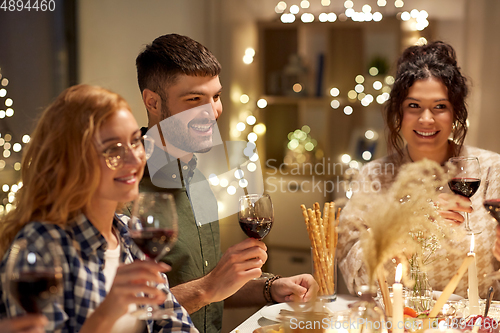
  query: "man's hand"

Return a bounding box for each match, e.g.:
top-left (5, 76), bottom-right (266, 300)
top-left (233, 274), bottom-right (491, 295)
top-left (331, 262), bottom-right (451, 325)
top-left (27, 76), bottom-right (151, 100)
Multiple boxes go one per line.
top-left (2, 314), bottom-right (48, 333)
top-left (270, 274), bottom-right (319, 303)
top-left (201, 238), bottom-right (267, 304)
top-left (436, 193), bottom-right (472, 225)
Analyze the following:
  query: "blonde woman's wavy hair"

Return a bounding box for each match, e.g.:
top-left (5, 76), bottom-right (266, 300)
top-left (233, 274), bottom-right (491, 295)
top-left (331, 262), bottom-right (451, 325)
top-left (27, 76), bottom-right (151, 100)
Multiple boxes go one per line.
top-left (0, 84), bottom-right (130, 257)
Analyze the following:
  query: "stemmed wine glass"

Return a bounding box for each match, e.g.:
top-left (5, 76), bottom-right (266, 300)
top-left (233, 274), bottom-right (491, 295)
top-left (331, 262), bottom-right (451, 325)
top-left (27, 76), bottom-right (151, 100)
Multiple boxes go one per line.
top-left (129, 192), bottom-right (178, 320)
top-left (448, 156), bottom-right (481, 234)
top-left (3, 238), bottom-right (63, 316)
top-left (238, 193), bottom-right (274, 279)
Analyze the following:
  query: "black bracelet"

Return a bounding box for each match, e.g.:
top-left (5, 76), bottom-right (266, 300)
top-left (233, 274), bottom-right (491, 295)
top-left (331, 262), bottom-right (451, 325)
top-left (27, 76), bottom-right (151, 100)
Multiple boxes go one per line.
top-left (264, 274), bottom-right (282, 304)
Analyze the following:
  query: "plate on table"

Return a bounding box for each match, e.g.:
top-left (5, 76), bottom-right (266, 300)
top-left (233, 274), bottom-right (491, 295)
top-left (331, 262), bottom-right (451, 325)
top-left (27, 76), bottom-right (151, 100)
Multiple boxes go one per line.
top-left (432, 291), bottom-right (464, 301)
top-left (253, 323), bottom-right (283, 333)
top-left (260, 303), bottom-right (312, 322)
top-left (260, 297), bottom-right (356, 322)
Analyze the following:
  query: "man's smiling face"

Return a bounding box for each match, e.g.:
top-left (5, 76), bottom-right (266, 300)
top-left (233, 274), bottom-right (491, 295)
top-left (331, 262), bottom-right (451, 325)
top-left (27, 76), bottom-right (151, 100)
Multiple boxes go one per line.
top-left (160, 74), bottom-right (222, 154)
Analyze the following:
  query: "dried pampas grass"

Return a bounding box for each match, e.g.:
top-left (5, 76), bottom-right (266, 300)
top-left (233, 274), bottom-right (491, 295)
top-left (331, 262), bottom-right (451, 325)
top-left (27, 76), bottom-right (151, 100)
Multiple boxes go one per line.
top-left (348, 159), bottom-right (462, 287)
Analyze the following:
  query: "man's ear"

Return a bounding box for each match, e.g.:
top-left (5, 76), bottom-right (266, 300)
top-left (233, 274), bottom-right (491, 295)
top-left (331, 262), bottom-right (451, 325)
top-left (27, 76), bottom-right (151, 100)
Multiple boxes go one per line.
top-left (142, 89), bottom-right (161, 125)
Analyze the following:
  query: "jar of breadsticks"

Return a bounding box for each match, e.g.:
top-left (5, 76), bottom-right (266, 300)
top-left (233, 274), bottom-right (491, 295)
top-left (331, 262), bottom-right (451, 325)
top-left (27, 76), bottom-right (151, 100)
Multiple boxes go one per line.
top-left (301, 202), bottom-right (340, 301)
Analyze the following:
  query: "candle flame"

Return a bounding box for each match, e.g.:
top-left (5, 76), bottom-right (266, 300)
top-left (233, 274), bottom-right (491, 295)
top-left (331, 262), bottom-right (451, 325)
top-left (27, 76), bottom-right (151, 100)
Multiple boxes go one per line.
top-left (395, 263), bottom-right (402, 283)
top-left (470, 234), bottom-right (475, 253)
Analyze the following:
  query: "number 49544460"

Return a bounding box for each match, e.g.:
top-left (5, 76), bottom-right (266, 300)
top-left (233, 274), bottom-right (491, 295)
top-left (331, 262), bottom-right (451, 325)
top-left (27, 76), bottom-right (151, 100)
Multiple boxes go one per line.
top-left (1, 0), bottom-right (56, 11)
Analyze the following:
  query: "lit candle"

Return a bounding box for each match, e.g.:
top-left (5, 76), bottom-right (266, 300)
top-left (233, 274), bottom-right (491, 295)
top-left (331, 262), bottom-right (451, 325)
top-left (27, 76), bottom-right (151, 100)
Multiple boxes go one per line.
top-left (468, 234), bottom-right (480, 315)
top-left (429, 253), bottom-right (475, 318)
top-left (393, 263), bottom-right (404, 333)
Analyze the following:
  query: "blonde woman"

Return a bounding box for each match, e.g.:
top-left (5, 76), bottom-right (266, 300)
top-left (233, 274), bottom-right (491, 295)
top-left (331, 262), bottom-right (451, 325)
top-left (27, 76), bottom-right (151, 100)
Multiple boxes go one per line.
top-left (0, 84), bottom-right (197, 333)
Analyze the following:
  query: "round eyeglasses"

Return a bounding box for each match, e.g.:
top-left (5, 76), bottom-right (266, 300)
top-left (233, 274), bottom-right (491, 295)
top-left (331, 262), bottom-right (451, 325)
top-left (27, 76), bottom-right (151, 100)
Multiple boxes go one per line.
top-left (101, 135), bottom-right (155, 170)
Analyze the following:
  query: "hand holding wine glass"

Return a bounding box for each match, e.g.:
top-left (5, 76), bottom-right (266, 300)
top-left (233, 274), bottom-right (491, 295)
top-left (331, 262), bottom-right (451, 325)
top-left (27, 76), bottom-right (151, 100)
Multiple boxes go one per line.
top-left (3, 239), bottom-right (63, 316)
top-left (448, 156), bottom-right (481, 234)
top-left (128, 192), bottom-right (178, 320)
top-left (238, 194), bottom-right (274, 280)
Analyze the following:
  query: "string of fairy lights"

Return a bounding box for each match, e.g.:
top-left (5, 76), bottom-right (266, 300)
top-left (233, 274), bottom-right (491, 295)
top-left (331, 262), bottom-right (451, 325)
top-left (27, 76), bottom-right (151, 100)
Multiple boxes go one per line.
top-left (274, 0), bottom-right (430, 31)
top-left (0, 69), bottom-right (30, 216)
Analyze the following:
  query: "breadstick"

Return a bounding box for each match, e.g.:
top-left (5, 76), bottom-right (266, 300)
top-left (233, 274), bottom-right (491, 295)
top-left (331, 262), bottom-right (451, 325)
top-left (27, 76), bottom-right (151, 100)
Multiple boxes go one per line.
top-left (327, 202), bottom-right (336, 293)
top-left (308, 208), bottom-right (329, 294)
top-left (321, 202), bottom-right (333, 294)
top-left (301, 205), bottom-right (317, 271)
top-left (334, 207), bottom-right (341, 249)
top-left (329, 206), bottom-right (340, 295)
top-left (327, 202), bottom-right (335, 254)
top-left (314, 202), bottom-right (326, 251)
top-left (300, 204), bottom-right (311, 236)
top-left (314, 202), bottom-right (321, 222)
top-left (323, 202), bottom-right (330, 251)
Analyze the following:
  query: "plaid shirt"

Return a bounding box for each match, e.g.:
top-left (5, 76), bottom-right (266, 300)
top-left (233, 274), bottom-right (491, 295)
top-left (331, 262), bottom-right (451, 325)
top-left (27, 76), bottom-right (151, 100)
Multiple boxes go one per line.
top-left (0, 214), bottom-right (198, 333)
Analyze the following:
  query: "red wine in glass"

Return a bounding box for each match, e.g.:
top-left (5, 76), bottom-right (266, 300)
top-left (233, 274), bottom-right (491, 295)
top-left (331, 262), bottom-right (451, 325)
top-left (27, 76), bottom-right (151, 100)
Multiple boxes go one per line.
top-left (238, 194), bottom-right (274, 241)
top-left (4, 239), bottom-right (63, 316)
top-left (129, 192), bottom-right (178, 320)
top-left (129, 228), bottom-right (176, 260)
top-left (238, 217), bottom-right (273, 240)
top-left (448, 178), bottom-right (481, 198)
top-left (484, 199), bottom-right (500, 224)
top-left (448, 156), bottom-right (481, 234)
top-left (10, 271), bottom-right (61, 314)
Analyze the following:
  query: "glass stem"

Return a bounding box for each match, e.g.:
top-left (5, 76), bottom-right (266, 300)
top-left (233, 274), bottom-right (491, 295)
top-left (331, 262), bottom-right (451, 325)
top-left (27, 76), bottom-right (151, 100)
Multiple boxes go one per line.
top-left (465, 212), bottom-right (471, 232)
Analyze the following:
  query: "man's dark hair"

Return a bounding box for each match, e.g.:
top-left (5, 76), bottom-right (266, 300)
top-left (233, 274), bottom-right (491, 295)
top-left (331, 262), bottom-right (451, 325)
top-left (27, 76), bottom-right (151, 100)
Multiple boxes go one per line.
top-left (136, 33), bottom-right (221, 95)
top-left (385, 41), bottom-right (469, 160)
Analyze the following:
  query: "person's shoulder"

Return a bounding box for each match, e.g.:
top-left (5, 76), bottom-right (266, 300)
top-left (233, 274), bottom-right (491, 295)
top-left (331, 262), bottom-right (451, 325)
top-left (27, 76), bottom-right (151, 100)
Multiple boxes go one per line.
top-left (463, 145), bottom-right (500, 165)
top-left (16, 221), bottom-right (70, 247)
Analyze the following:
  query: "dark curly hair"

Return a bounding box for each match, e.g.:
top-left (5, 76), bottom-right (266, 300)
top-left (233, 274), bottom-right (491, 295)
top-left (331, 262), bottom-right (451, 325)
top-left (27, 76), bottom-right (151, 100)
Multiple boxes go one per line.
top-left (385, 41), bottom-right (469, 160)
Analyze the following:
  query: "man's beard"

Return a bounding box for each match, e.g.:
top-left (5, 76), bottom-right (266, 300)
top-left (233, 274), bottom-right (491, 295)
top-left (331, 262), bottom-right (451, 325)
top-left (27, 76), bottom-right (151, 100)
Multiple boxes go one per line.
top-left (161, 104), bottom-right (214, 153)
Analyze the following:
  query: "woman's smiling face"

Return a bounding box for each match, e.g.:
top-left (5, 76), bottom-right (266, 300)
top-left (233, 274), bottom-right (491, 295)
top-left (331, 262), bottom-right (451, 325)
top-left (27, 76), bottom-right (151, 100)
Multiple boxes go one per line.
top-left (401, 77), bottom-right (454, 159)
top-left (94, 109), bottom-right (145, 205)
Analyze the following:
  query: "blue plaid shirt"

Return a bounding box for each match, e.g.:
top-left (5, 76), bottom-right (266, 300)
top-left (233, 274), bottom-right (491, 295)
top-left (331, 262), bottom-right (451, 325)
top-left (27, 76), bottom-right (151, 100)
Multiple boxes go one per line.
top-left (0, 214), bottom-right (198, 333)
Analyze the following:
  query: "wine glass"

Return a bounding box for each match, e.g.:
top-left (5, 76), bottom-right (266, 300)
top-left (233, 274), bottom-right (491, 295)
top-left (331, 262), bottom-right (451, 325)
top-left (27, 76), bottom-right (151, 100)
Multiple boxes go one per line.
top-left (238, 194), bottom-right (274, 279)
top-left (129, 192), bottom-right (178, 320)
top-left (448, 156), bottom-right (481, 234)
top-left (238, 194), bottom-right (274, 240)
top-left (3, 238), bottom-right (63, 315)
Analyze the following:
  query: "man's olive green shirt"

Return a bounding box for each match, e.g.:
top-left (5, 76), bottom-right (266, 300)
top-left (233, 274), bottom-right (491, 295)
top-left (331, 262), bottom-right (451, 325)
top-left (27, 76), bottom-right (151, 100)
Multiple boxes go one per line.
top-left (140, 144), bottom-right (223, 333)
